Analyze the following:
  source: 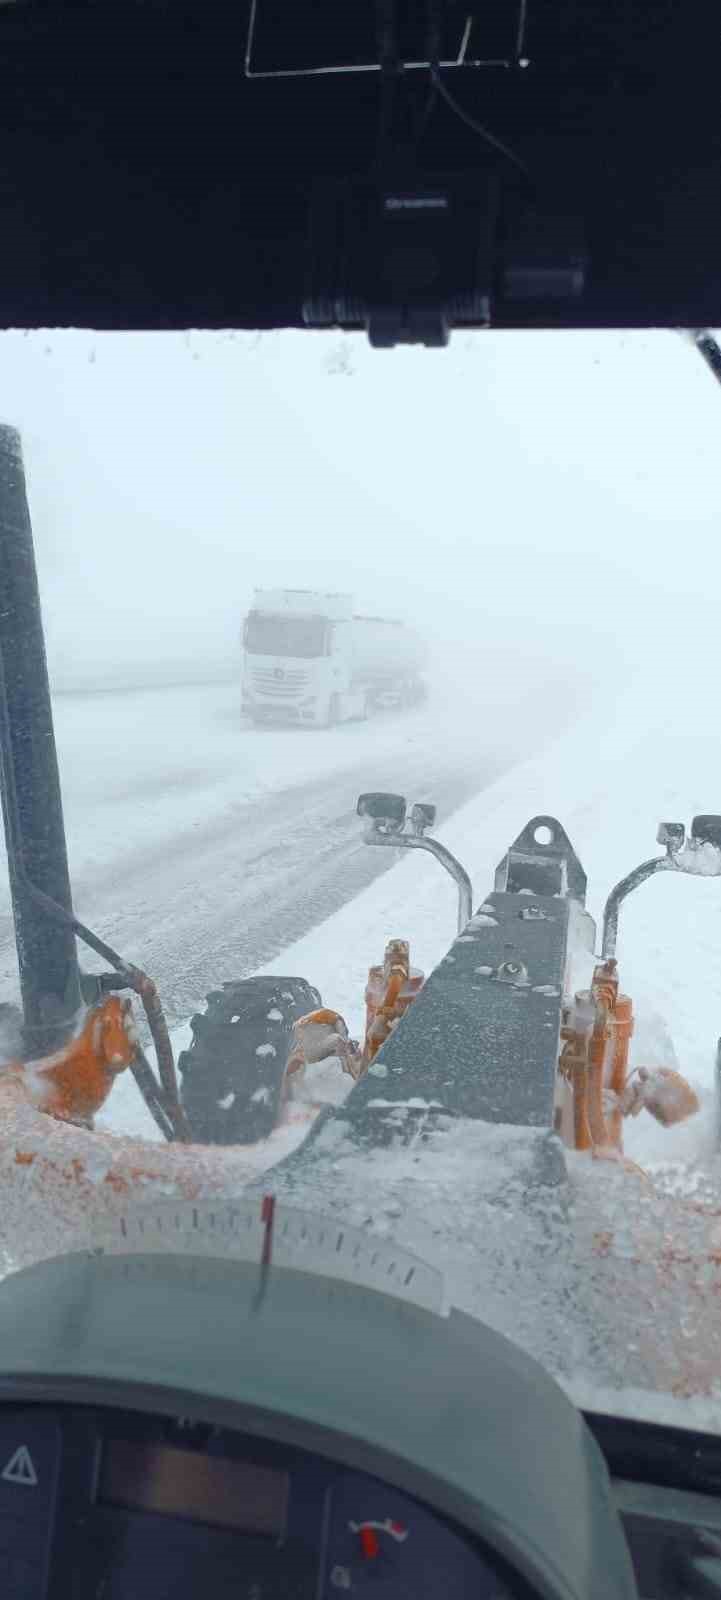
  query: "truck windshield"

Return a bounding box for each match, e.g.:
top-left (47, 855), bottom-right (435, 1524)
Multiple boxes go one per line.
top-left (1, 326), bottom-right (721, 1447)
top-left (244, 614), bottom-right (327, 658)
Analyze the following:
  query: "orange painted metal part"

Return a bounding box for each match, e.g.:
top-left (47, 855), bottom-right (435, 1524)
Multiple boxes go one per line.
top-left (9, 996), bottom-right (135, 1126)
top-left (559, 960), bottom-right (638, 1158)
top-left (623, 1065), bottom-right (700, 1126)
top-left (362, 939), bottom-right (424, 1067)
top-left (606, 992), bottom-right (633, 1147)
top-left (559, 958), bottom-right (699, 1162)
top-left (285, 1007), bottom-right (363, 1082)
top-left (283, 940), bottom-right (424, 1091)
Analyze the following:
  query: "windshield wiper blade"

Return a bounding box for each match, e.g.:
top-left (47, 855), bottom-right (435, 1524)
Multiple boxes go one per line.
top-left (688, 328), bottom-right (721, 387)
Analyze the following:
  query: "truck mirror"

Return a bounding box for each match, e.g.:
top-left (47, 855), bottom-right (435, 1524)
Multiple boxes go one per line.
top-left (691, 815), bottom-right (721, 849)
top-left (357, 793), bottom-right (407, 828)
top-left (656, 821), bottom-right (685, 851)
top-left (410, 802), bottom-right (436, 834)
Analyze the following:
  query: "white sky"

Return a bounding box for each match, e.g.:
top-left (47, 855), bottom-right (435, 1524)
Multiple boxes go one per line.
top-left (0, 326), bottom-right (718, 689)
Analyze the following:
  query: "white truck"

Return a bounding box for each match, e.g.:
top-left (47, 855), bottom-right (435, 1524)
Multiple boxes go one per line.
top-left (241, 589), bottom-right (428, 727)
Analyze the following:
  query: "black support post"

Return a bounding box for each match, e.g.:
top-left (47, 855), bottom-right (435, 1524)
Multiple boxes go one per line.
top-left (0, 424), bottom-right (81, 1052)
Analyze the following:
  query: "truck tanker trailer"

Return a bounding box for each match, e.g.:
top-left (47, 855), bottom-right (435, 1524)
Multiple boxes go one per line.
top-left (241, 588), bottom-right (428, 727)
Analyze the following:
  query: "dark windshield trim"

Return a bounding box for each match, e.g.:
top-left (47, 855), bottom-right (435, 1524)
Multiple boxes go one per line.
top-left (584, 1411), bottom-right (721, 1495)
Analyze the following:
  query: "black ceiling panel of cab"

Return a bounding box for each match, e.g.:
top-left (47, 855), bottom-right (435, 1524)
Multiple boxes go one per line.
top-left (0, 0), bottom-right (718, 330)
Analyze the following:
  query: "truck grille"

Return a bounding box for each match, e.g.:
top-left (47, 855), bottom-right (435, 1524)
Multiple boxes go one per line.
top-left (251, 666), bottom-right (308, 698)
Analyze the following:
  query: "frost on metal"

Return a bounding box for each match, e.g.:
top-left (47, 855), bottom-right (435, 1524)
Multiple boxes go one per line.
top-left (366, 1097), bottom-right (445, 1110)
top-left (246, 1112), bottom-right (721, 1409)
top-left (0, 423), bottom-right (24, 472)
top-left (675, 840), bottom-right (721, 877)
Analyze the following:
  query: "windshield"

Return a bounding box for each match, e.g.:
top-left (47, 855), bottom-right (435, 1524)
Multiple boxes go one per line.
top-left (0, 327), bottom-right (720, 1442)
top-left (244, 613), bottom-right (328, 658)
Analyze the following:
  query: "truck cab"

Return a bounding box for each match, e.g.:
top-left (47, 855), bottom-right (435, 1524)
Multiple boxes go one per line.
top-left (241, 589), bottom-right (363, 728)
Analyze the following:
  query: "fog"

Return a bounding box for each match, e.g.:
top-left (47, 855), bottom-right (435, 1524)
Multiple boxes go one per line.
top-left (0, 326), bottom-right (719, 725)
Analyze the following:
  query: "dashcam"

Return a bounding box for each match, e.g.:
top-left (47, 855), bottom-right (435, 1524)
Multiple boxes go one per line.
top-left (304, 172), bottom-right (498, 348)
top-left (304, 173), bottom-right (586, 348)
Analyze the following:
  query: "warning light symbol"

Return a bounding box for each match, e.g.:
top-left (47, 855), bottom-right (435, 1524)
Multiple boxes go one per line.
top-left (1, 1446), bottom-right (38, 1486)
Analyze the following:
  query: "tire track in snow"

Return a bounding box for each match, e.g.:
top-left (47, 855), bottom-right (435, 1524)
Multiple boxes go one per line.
top-left (92, 758), bottom-right (495, 1026)
top-left (0, 751), bottom-right (500, 1030)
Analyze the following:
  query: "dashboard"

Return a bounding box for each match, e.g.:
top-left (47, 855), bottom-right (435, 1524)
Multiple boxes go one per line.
top-left (1, 1402), bottom-right (719, 1600)
top-left (0, 1203), bottom-right (710, 1600)
top-left (0, 1403), bottom-right (521, 1600)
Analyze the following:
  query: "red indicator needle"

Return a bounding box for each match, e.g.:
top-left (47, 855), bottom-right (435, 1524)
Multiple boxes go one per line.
top-left (360, 1527), bottom-right (380, 1560)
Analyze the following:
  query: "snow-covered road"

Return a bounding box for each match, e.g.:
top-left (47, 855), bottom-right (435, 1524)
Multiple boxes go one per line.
top-left (0, 680), bottom-right (527, 1026)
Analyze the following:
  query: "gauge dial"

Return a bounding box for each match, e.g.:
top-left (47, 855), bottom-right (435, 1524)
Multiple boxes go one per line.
top-left (94, 1198), bottom-right (442, 1313)
top-left (324, 1473), bottom-right (512, 1598)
